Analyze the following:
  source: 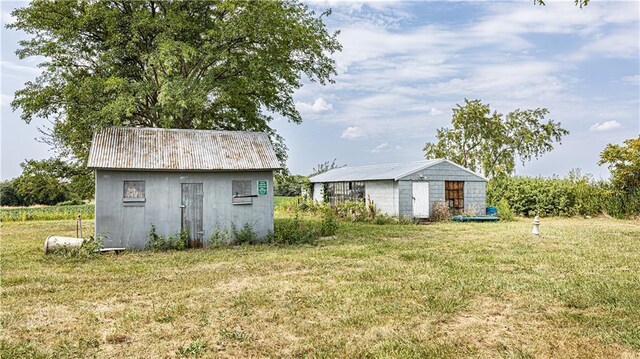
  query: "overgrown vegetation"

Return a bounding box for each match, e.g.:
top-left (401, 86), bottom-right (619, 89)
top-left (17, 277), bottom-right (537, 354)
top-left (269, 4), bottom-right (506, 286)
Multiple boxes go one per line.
top-left (272, 214), bottom-right (321, 245)
top-left (49, 235), bottom-right (104, 260)
top-left (277, 197), bottom-right (405, 224)
top-left (430, 202), bottom-right (452, 222)
top-left (146, 225), bottom-right (188, 251)
top-left (487, 171), bottom-right (639, 218)
top-left (208, 210), bottom-right (337, 247)
top-left (1, 204), bottom-right (95, 222)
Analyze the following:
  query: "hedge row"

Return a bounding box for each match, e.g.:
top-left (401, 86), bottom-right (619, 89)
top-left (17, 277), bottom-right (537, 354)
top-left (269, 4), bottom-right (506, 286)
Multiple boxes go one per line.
top-left (487, 175), bottom-right (639, 218)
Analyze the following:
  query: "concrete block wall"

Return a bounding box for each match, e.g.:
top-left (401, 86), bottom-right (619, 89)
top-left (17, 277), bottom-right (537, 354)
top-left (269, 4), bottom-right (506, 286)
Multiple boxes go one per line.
top-left (398, 180), bottom-right (413, 218)
top-left (365, 180), bottom-right (398, 216)
top-left (428, 181), bottom-right (446, 217)
top-left (464, 181), bottom-right (486, 215)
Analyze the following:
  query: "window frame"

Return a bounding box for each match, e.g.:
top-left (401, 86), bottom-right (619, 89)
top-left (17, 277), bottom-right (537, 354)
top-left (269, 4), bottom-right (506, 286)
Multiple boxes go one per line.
top-left (324, 181), bottom-right (366, 206)
top-left (232, 179), bottom-right (253, 205)
top-left (123, 180), bottom-right (146, 205)
top-left (445, 181), bottom-right (464, 211)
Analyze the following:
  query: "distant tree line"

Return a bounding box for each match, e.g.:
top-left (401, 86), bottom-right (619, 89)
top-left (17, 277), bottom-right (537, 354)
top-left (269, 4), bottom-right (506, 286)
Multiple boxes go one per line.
top-left (1, 158), bottom-right (92, 206)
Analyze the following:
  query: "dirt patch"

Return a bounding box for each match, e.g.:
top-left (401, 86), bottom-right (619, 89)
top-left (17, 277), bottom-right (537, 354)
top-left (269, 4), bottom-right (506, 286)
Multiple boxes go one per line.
top-left (438, 296), bottom-right (515, 348)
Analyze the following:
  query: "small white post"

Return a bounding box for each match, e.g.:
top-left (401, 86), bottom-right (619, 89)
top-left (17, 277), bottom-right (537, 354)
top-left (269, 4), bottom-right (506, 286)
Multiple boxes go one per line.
top-left (532, 215), bottom-right (540, 236)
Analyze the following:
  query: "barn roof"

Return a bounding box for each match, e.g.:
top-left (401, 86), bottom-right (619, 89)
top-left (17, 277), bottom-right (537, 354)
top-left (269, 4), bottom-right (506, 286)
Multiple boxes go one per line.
top-left (87, 127), bottom-right (281, 171)
top-left (308, 159), bottom-right (487, 182)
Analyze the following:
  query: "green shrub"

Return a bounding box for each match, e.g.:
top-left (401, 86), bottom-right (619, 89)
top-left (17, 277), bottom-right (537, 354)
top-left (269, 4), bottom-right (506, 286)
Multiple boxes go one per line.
top-left (231, 223), bottom-right (258, 245)
top-left (320, 207), bottom-right (338, 236)
top-left (273, 214), bottom-right (319, 245)
top-left (334, 200), bottom-right (376, 222)
top-left (486, 173), bottom-right (639, 218)
top-left (208, 223), bottom-right (260, 246)
top-left (208, 227), bottom-right (232, 246)
top-left (146, 225), bottom-right (188, 251)
top-left (496, 198), bottom-right (515, 221)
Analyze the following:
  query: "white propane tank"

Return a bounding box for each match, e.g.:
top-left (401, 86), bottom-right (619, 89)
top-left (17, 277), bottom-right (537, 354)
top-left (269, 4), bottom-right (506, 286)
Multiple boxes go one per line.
top-left (44, 236), bottom-right (85, 254)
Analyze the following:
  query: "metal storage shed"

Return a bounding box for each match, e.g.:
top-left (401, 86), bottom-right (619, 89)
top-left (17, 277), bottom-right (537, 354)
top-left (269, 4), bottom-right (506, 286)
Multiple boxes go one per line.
top-left (88, 127), bottom-right (280, 249)
top-left (308, 159), bottom-right (487, 219)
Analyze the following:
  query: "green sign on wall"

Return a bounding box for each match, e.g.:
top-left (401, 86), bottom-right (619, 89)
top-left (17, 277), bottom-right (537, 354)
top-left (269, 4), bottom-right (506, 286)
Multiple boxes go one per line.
top-left (257, 180), bottom-right (268, 196)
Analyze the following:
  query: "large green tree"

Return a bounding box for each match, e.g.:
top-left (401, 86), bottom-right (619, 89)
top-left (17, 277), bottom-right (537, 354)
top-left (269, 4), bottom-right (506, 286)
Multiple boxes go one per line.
top-left (9, 0), bottom-right (341, 163)
top-left (424, 99), bottom-right (569, 179)
top-left (598, 135), bottom-right (640, 192)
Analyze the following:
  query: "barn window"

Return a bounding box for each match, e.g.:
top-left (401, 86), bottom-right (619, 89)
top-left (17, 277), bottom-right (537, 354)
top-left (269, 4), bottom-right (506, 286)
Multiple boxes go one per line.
top-left (123, 181), bottom-right (145, 204)
top-left (324, 181), bottom-right (365, 206)
top-left (232, 180), bottom-right (252, 205)
top-left (445, 181), bottom-right (464, 210)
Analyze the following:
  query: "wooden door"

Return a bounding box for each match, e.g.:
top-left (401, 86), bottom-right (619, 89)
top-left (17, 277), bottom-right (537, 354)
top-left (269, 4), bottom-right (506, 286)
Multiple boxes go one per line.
top-left (412, 182), bottom-right (430, 218)
top-left (181, 183), bottom-right (204, 248)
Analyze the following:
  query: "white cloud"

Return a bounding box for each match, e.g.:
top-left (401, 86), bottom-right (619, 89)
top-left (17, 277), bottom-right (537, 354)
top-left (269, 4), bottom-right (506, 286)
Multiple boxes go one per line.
top-left (621, 75), bottom-right (640, 85)
top-left (0, 60), bottom-right (41, 75)
top-left (589, 120), bottom-right (622, 132)
top-left (341, 126), bottom-right (366, 140)
top-left (371, 142), bottom-right (390, 153)
top-left (297, 97), bottom-right (333, 113)
top-left (370, 142), bottom-right (403, 153)
top-left (570, 27), bottom-right (640, 61)
top-left (429, 108), bottom-right (443, 116)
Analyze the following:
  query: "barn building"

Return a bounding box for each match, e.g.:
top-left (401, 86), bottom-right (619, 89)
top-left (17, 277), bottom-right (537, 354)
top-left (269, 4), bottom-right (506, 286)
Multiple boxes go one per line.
top-left (87, 127), bottom-right (280, 249)
top-left (308, 159), bottom-right (487, 219)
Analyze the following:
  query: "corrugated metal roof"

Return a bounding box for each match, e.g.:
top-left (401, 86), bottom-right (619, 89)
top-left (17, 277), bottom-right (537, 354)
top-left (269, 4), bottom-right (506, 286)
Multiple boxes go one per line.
top-left (308, 159), bottom-right (443, 182)
top-left (87, 127), bottom-right (281, 171)
top-left (308, 159), bottom-right (488, 182)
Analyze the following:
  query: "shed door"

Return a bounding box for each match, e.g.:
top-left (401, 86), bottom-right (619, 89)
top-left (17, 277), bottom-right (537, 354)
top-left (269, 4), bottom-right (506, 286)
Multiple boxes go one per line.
top-left (181, 183), bottom-right (204, 248)
top-left (412, 182), bottom-right (430, 218)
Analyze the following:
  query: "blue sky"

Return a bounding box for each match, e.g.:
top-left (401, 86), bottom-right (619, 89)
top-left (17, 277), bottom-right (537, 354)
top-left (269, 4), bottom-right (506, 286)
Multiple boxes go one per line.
top-left (1, 1), bottom-right (639, 180)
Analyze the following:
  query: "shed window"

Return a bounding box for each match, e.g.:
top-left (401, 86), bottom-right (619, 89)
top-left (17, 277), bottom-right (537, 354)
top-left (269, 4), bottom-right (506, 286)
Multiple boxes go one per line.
top-left (123, 181), bottom-right (145, 203)
top-left (445, 181), bottom-right (464, 210)
top-left (325, 181), bottom-right (365, 206)
top-left (232, 180), bottom-right (252, 205)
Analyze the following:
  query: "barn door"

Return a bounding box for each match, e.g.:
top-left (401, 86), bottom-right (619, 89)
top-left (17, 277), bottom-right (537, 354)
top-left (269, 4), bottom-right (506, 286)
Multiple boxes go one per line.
top-left (412, 182), bottom-right (430, 218)
top-left (181, 183), bottom-right (204, 248)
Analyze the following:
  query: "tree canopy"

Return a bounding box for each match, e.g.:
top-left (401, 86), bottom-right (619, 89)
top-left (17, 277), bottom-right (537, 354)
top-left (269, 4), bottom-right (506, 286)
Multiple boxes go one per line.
top-left (598, 135), bottom-right (640, 192)
top-left (9, 0), bottom-right (341, 163)
top-left (424, 99), bottom-right (569, 179)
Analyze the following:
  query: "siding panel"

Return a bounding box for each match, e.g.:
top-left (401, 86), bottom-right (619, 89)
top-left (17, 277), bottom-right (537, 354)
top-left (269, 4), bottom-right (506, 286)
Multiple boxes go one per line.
top-left (95, 170), bottom-right (274, 249)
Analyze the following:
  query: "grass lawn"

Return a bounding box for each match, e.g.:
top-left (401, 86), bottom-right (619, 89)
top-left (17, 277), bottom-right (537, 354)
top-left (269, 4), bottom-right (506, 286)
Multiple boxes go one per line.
top-left (1, 216), bottom-right (639, 358)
